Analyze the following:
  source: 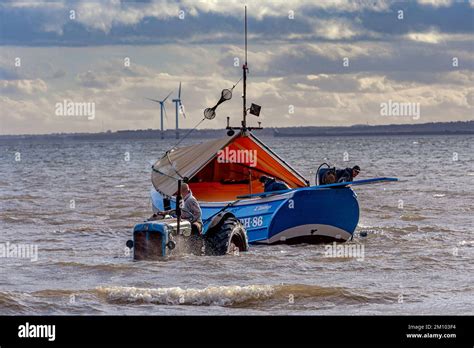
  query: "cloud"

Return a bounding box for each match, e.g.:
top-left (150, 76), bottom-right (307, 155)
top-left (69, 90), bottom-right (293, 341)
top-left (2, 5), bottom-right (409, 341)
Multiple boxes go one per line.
top-left (2, 61), bottom-right (473, 135)
top-left (405, 29), bottom-right (445, 44)
top-left (305, 41), bottom-right (393, 60)
top-left (313, 18), bottom-right (362, 40)
top-left (0, 78), bottom-right (47, 95)
top-left (357, 75), bottom-right (393, 93)
top-left (404, 29), bottom-right (473, 46)
top-left (76, 70), bottom-right (123, 89)
top-left (0, 1), bottom-right (472, 134)
top-left (5, 1), bottom-right (66, 9)
top-left (3, 0), bottom-right (472, 46)
top-left (417, 0), bottom-right (453, 7)
top-left (0, 0), bottom-right (390, 37)
top-left (466, 90), bottom-right (474, 106)
top-left (73, 0), bottom-right (181, 33)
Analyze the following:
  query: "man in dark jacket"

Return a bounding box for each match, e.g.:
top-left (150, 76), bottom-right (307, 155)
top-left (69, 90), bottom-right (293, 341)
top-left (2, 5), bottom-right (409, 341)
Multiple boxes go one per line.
top-left (335, 165), bottom-right (360, 183)
top-left (259, 175), bottom-right (291, 192)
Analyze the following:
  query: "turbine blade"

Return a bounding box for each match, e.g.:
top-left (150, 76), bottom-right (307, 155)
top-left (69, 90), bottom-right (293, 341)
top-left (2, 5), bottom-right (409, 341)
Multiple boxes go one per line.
top-left (162, 90), bottom-right (173, 103)
top-left (178, 82), bottom-right (182, 99)
top-left (179, 102), bottom-right (186, 118)
top-left (146, 98), bottom-right (161, 103)
top-left (164, 105), bottom-right (169, 120)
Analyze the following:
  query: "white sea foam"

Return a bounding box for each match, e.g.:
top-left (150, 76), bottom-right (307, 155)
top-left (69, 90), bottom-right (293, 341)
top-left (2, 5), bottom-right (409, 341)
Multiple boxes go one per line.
top-left (97, 285), bottom-right (275, 306)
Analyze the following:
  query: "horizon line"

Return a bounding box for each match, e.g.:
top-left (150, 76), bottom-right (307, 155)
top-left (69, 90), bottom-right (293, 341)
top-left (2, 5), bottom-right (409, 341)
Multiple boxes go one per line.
top-left (1, 120), bottom-right (472, 138)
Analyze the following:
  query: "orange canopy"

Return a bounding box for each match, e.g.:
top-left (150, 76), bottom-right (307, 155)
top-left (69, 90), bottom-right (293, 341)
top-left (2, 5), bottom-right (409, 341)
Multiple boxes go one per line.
top-left (151, 132), bottom-right (308, 202)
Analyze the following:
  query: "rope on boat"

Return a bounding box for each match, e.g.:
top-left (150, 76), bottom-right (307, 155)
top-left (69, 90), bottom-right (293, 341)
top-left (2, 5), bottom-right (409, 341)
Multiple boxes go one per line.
top-left (151, 165), bottom-right (179, 180)
top-left (170, 117), bottom-right (206, 150)
top-left (165, 150), bottom-right (184, 179)
top-left (169, 76), bottom-right (243, 151)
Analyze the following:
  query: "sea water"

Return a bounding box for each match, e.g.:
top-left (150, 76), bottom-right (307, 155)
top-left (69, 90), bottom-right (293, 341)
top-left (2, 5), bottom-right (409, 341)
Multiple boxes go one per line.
top-left (0, 135), bottom-right (472, 314)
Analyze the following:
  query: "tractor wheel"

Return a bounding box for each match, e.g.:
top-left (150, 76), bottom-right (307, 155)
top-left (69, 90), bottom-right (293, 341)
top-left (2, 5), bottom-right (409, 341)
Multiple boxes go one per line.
top-left (205, 216), bottom-right (248, 255)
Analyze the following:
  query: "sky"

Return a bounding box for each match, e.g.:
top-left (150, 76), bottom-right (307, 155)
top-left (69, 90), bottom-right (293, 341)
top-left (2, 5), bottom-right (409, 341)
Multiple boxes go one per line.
top-left (0, 0), bottom-right (473, 135)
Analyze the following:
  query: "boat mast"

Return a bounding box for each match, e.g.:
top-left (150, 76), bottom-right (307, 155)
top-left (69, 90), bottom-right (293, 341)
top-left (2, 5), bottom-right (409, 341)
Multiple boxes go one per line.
top-left (224, 6), bottom-right (262, 136)
top-left (242, 5), bottom-right (248, 131)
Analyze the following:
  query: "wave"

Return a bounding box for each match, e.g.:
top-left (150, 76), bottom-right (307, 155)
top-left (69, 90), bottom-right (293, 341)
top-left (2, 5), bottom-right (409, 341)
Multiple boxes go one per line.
top-left (97, 285), bottom-right (275, 307)
top-left (400, 214), bottom-right (427, 221)
top-left (96, 284), bottom-right (391, 307)
top-left (52, 261), bottom-right (133, 271)
top-left (0, 194), bottom-right (42, 201)
top-left (0, 291), bottom-right (29, 314)
top-left (0, 283), bottom-right (399, 315)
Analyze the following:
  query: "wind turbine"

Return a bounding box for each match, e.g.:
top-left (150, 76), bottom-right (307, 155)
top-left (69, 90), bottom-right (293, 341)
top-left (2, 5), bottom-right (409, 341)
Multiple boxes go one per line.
top-left (172, 82), bottom-right (186, 139)
top-left (146, 90), bottom-right (173, 139)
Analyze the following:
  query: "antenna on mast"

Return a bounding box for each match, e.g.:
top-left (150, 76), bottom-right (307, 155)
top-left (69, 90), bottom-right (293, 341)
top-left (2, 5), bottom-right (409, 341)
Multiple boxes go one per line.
top-left (242, 5), bottom-right (248, 130)
top-left (223, 5), bottom-right (262, 136)
top-left (245, 6), bottom-right (248, 64)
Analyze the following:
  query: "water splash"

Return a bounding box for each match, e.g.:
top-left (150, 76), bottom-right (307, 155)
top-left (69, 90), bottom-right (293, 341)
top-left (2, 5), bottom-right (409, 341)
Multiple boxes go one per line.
top-left (97, 285), bottom-right (275, 306)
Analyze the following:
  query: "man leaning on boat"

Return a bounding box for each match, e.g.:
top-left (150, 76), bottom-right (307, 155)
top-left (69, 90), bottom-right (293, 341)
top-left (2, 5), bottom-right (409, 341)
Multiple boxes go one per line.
top-left (149, 183), bottom-right (203, 234)
top-left (336, 165), bottom-right (360, 183)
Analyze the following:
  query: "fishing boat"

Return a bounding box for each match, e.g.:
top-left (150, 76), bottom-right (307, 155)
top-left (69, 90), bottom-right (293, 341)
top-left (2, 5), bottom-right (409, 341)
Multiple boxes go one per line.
top-left (149, 133), bottom-right (396, 246)
top-left (127, 7), bottom-right (397, 258)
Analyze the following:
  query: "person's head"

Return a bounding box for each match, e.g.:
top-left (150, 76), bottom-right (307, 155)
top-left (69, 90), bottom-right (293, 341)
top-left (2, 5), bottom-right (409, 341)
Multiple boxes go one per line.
top-left (180, 183), bottom-right (190, 196)
top-left (352, 165), bottom-right (360, 178)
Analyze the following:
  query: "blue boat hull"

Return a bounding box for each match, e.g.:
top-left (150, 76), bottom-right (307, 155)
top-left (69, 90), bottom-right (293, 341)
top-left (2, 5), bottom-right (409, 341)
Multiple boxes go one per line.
top-left (151, 186), bottom-right (359, 244)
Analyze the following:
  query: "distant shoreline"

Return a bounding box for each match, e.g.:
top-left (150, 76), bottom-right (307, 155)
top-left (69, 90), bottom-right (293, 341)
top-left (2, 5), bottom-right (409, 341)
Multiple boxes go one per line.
top-left (274, 130), bottom-right (474, 137)
top-left (1, 120), bottom-right (472, 143)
